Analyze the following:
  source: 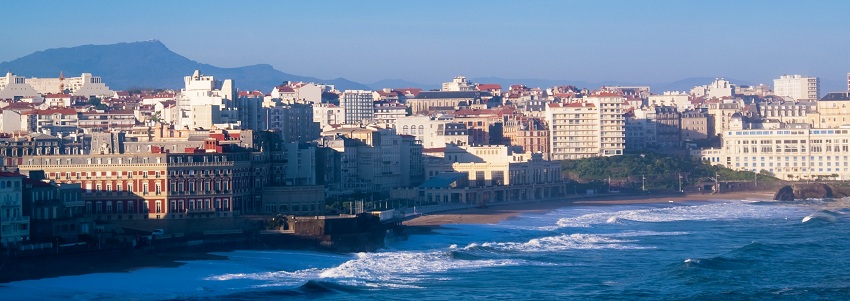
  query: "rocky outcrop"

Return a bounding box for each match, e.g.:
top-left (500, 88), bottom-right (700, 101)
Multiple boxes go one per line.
top-left (774, 183), bottom-right (850, 200)
top-left (774, 186), bottom-right (796, 201)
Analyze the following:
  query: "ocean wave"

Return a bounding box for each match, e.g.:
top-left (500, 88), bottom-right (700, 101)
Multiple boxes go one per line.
top-left (458, 233), bottom-right (648, 253)
top-left (207, 250), bottom-right (525, 290)
top-left (549, 202), bottom-right (799, 229)
top-left (801, 210), bottom-right (840, 223)
top-left (682, 256), bottom-right (750, 270)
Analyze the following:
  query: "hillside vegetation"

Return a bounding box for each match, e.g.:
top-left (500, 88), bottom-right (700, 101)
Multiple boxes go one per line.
top-left (560, 153), bottom-right (780, 191)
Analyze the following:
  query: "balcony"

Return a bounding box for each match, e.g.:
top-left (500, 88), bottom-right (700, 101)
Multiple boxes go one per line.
top-left (1, 216), bottom-right (29, 224)
top-left (1, 199), bottom-right (22, 207)
top-left (186, 208), bottom-right (216, 214)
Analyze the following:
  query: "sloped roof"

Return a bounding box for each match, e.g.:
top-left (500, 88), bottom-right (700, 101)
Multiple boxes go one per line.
top-left (419, 172), bottom-right (467, 189)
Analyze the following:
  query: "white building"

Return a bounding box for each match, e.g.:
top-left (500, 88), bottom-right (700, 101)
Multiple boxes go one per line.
top-left (691, 78), bottom-right (736, 99)
top-left (175, 70), bottom-right (240, 130)
top-left (648, 91), bottom-right (692, 112)
top-left (340, 90), bottom-right (374, 124)
top-left (441, 76), bottom-right (475, 91)
top-left (0, 72), bottom-right (42, 101)
top-left (313, 103), bottom-right (344, 130)
top-left (773, 74), bottom-right (819, 101)
top-left (697, 126), bottom-right (850, 181)
top-left (395, 115), bottom-right (470, 148)
top-left (544, 92), bottom-right (625, 160)
top-left (26, 73), bottom-right (114, 98)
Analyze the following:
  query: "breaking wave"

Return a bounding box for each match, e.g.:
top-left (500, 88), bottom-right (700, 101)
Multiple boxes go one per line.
top-left (550, 202), bottom-right (799, 229)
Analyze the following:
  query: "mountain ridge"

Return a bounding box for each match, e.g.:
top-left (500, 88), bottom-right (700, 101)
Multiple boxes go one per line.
top-left (0, 40), bottom-right (371, 91)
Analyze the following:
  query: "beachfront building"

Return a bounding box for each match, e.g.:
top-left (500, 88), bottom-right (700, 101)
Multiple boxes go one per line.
top-left (0, 173), bottom-right (28, 247)
top-left (545, 91), bottom-right (625, 160)
top-left (17, 151), bottom-right (254, 221)
top-left (695, 125), bottom-right (850, 181)
top-left (412, 144), bottom-right (564, 205)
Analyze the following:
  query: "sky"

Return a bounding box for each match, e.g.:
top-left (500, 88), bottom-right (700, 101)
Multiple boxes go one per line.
top-left (2, 0), bottom-right (849, 87)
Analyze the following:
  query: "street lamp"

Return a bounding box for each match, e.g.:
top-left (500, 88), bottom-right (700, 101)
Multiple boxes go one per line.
top-left (678, 173), bottom-right (683, 192)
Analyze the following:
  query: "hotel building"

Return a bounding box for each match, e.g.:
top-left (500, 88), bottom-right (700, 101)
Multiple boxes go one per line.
top-left (696, 126), bottom-right (850, 181)
top-left (17, 152), bottom-right (253, 220)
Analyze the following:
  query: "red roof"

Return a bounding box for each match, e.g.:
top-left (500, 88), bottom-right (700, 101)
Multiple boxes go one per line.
top-left (239, 91), bottom-right (264, 97)
top-left (276, 86), bottom-right (296, 93)
top-left (477, 84), bottom-right (502, 91)
top-left (590, 91), bottom-right (623, 97)
top-left (34, 108), bottom-right (78, 115)
top-left (392, 88), bottom-right (422, 97)
top-left (548, 102), bottom-right (595, 108)
top-left (45, 93), bottom-right (71, 98)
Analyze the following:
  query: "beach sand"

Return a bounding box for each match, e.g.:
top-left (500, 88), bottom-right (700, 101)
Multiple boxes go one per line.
top-left (403, 191), bottom-right (777, 227)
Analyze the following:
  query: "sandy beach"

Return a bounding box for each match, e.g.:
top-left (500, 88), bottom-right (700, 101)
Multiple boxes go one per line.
top-left (403, 191), bottom-right (777, 227)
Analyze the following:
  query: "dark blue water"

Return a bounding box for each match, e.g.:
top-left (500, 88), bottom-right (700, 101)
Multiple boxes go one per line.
top-left (5, 199), bottom-right (850, 300)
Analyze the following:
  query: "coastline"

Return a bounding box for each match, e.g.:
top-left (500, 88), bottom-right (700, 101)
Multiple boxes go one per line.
top-left (402, 190), bottom-right (777, 227)
top-left (1, 190), bottom-right (775, 284)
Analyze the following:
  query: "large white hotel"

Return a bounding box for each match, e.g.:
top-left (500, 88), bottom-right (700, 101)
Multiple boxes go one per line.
top-left (697, 126), bottom-right (850, 181)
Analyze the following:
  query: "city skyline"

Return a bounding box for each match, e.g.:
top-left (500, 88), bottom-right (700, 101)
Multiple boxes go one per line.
top-left (2, 1), bottom-right (849, 88)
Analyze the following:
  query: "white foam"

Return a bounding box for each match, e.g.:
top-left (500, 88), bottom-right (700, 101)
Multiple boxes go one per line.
top-left (207, 250), bottom-right (525, 290)
top-left (550, 202), bottom-right (801, 229)
top-left (470, 233), bottom-right (648, 253)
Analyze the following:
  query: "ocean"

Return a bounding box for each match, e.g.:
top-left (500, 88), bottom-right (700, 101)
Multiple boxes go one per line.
top-left (4, 198), bottom-right (850, 300)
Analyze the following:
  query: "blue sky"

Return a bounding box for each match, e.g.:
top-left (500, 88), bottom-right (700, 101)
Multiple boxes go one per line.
top-left (2, 0), bottom-right (849, 87)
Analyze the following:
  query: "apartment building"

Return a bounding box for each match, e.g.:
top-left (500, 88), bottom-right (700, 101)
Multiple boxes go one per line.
top-left (774, 75), bottom-right (819, 101)
top-left (545, 91), bottom-right (625, 160)
top-left (340, 90), bottom-right (375, 124)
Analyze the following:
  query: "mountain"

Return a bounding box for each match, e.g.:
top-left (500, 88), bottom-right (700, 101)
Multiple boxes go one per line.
top-left (0, 40), bottom-right (371, 91)
top-left (368, 79), bottom-right (439, 90)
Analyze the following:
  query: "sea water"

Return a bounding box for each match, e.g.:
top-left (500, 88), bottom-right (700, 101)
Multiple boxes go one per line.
top-left (4, 198), bottom-right (850, 300)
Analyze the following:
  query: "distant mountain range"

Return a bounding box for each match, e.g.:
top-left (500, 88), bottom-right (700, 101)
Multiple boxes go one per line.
top-left (2, 40), bottom-right (844, 95)
top-left (0, 40), bottom-right (371, 91)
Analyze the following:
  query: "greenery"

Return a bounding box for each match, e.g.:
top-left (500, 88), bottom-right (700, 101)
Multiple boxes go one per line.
top-left (560, 153), bottom-right (780, 191)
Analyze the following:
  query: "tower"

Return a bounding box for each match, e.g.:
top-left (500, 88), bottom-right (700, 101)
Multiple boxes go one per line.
top-left (59, 71), bottom-right (65, 93)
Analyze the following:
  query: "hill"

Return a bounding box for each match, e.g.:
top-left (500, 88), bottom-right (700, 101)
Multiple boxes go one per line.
top-left (0, 40), bottom-right (370, 91)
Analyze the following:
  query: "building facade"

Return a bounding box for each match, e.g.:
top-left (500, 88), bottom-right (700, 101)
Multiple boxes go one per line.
top-left (774, 75), bottom-right (819, 101)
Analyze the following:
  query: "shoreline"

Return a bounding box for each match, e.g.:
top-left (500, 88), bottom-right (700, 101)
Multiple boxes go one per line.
top-left (1, 190), bottom-right (776, 284)
top-left (402, 190), bottom-right (777, 227)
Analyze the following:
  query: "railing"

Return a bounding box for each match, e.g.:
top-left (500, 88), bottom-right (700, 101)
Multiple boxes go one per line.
top-left (2, 200), bottom-right (22, 206)
top-left (186, 208), bottom-right (217, 213)
top-left (0, 216), bottom-right (29, 223)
